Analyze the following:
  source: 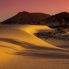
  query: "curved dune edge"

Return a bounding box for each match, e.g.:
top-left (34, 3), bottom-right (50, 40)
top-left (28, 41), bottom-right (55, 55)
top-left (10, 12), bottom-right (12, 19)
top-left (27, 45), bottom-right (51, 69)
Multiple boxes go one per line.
top-left (0, 25), bottom-right (69, 59)
top-left (19, 25), bottom-right (68, 51)
top-left (0, 38), bottom-right (69, 59)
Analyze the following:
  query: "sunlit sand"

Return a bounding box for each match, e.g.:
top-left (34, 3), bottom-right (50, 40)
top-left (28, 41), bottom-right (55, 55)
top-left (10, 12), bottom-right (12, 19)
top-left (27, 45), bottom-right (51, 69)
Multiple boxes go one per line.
top-left (0, 25), bottom-right (69, 69)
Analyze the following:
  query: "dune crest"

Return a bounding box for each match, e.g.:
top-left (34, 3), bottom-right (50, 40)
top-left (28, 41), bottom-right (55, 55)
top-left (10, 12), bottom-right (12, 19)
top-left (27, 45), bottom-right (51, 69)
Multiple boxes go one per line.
top-left (0, 25), bottom-right (69, 60)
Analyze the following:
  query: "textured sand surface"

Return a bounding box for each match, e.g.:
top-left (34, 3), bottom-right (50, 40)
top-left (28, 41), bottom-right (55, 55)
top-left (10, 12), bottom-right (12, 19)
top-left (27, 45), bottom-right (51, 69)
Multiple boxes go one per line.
top-left (0, 25), bottom-right (69, 69)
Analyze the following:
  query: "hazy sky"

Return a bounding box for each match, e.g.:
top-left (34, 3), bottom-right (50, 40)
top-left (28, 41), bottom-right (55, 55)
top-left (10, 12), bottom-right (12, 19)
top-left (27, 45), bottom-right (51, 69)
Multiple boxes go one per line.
top-left (0, 0), bottom-right (69, 21)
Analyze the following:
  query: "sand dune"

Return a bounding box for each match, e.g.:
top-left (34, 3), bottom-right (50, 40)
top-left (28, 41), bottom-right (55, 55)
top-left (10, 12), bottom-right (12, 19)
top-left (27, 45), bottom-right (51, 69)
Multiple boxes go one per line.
top-left (0, 25), bottom-right (68, 50)
top-left (0, 25), bottom-right (69, 54)
top-left (0, 25), bottom-right (69, 69)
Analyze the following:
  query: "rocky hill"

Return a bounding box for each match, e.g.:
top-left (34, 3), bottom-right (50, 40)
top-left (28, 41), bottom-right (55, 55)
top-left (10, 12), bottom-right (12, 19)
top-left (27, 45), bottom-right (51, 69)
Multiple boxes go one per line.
top-left (1, 11), bottom-right (69, 28)
top-left (1, 11), bottom-right (50, 25)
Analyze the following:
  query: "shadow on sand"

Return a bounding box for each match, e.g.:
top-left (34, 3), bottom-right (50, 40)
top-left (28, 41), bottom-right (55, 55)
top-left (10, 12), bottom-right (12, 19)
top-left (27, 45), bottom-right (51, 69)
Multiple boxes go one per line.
top-left (0, 38), bottom-right (69, 59)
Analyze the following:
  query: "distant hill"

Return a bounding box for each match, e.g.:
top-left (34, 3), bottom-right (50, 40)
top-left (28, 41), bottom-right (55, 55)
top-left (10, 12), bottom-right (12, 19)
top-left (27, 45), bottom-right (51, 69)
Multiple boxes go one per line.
top-left (1, 11), bottom-right (69, 28)
top-left (1, 11), bottom-right (50, 25)
top-left (46, 12), bottom-right (69, 28)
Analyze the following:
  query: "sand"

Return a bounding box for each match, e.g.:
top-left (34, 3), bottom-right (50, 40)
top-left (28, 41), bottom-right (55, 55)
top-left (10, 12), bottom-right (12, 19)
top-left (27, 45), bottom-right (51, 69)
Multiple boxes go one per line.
top-left (0, 25), bottom-right (69, 69)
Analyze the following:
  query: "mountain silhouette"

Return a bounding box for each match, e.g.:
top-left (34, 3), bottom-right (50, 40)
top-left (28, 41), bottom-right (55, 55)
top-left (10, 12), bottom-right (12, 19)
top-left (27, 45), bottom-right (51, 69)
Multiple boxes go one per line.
top-left (1, 11), bottom-right (69, 28)
top-left (1, 11), bottom-right (50, 25)
top-left (46, 12), bottom-right (69, 28)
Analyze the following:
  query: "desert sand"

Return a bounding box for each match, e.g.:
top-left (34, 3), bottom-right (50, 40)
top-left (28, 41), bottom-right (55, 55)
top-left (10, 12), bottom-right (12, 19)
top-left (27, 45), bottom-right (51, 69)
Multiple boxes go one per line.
top-left (0, 25), bottom-right (69, 69)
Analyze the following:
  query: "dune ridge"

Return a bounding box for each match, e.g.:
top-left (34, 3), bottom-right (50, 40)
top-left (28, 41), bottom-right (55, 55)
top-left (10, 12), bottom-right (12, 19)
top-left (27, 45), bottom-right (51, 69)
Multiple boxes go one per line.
top-left (0, 25), bottom-right (69, 59)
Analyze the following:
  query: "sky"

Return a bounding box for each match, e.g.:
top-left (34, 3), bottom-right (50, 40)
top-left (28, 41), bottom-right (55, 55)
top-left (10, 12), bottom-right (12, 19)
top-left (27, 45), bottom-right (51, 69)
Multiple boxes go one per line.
top-left (0, 0), bottom-right (69, 21)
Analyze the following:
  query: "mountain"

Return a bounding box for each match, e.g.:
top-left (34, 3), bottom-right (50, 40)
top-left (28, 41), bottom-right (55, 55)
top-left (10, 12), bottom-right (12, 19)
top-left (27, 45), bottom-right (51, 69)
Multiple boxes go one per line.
top-left (46, 12), bottom-right (69, 28)
top-left (1, 11), bottom-right (69, 28)
top-left (1, 11), bottom-right (50, 25)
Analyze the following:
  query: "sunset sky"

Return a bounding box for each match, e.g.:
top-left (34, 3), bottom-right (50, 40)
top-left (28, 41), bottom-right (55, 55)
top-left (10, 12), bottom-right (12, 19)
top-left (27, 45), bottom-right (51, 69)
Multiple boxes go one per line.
top-left (0, 0), bottom-right (69, 21)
